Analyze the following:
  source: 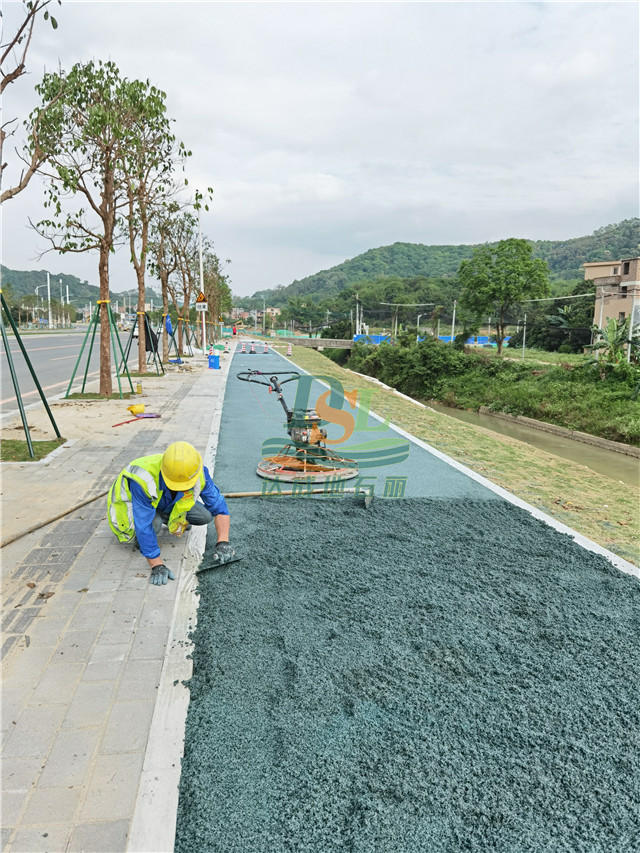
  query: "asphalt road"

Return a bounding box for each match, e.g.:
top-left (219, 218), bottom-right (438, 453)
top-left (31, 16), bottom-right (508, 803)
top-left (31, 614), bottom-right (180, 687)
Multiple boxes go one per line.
top-left (1, 329), bottom-right (142, 416)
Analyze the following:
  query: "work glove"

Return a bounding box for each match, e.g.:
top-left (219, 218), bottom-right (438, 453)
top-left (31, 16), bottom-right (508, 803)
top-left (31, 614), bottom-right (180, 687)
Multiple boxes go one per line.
top-left (149, 564), bottom-right (175, 586)
top-left (211, 541), bottom-right (236, 567)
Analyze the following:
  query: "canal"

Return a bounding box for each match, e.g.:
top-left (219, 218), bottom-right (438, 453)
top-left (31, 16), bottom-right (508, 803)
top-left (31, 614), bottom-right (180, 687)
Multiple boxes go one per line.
top-left (427, 401), bottom-right (639, 488)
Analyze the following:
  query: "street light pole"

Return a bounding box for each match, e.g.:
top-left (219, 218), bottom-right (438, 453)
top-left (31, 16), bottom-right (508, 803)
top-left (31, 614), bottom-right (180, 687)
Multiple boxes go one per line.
top-left (416, 314), bottom-right (423, 343)
top-left (262, 298), bottom-right (266, 334)
top-left (46, 273), bottom-right (52, 329)
top-left (451, 300), bottom-right (457, 343)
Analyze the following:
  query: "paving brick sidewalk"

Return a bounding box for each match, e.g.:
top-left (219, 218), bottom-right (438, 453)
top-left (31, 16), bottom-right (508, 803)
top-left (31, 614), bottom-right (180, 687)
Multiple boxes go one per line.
top-left (1, 355), bottom-right (232, 853)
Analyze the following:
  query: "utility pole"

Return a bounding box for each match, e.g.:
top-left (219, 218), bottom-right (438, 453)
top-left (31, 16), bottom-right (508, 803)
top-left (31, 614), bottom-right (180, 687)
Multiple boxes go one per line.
top-left (198, 206), bottom-right (205, 352)
top-left (451, 300), bottom-right (457, 342)
top-left (355, 293), bottom-right (360, 336)
top-left (263, 298), bottom-right (266, 334)
top-left (628, 292), bottom-right (637, 363)
top-left (416, 314), bottom-right (423, 343)
top-left (522, 313), bottom-right (527, 360)
top-left (46, 273), bottom-right (52, 329)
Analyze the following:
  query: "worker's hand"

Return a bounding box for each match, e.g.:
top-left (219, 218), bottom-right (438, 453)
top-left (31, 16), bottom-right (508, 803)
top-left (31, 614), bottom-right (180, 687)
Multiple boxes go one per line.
top-left (149, 564), bottom-right (175, 586)
top-left (212, 541), bottom-right (236, 566)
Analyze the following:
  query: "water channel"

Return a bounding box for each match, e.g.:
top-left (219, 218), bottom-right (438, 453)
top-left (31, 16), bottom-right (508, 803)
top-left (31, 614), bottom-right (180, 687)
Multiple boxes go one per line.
top-left (427, 402), bottom-right (639, 488)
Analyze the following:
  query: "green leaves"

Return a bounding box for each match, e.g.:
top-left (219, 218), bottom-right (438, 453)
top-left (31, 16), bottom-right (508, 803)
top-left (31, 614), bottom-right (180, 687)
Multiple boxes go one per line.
top-left (458, 238), bottom-right (551, 353)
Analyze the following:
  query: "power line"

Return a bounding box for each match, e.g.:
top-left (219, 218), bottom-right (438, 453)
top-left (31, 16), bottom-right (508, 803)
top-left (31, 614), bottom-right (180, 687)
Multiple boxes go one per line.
top-left (520, 292), bottom-right (595, 303)
top-left (379, 301), bottom-right (437, 307)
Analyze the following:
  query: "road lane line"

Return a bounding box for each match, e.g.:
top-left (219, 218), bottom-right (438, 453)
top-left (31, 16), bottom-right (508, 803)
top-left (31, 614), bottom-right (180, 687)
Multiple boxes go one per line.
top-left (1, 371), bottom-right (100, 405)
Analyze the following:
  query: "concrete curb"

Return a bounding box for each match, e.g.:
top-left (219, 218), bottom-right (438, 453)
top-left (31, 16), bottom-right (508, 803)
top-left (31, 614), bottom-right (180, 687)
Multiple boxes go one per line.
top-left (126, 352), bottom-right (234, 853)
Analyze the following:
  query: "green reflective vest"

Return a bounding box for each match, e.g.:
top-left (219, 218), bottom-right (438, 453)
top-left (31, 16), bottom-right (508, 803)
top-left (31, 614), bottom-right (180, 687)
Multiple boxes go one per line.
top-left (107, 454), bottom-right (205, 543)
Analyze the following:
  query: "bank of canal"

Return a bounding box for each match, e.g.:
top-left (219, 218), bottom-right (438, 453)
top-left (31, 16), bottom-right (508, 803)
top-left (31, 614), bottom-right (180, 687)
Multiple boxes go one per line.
top-left (426, 401), bottom-right (639, 487)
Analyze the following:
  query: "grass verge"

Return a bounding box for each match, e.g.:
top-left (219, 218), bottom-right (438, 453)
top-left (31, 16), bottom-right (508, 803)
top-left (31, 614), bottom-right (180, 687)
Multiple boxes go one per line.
top-left (0, 437), bottom-right (67, 462)
top-left (287, 346), bottom-right (639, 566)
top-left (65, 392), bottom-right (134, 400)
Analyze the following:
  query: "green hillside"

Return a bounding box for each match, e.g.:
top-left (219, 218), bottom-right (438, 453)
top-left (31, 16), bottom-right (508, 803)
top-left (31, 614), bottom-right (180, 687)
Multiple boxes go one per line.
top-left (247, 219), bottom-right (639, 307)
top-left (1, 266), bottom-right (161, 308)
top-left (1, 266), bottom-right (100, 306)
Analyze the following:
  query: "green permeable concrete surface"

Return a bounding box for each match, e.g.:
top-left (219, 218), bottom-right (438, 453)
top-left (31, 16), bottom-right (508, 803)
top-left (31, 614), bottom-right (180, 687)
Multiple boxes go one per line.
top-left (213, 349), bottom-right (501, 500)
top-left (175, 350), bottom-right (640, 852)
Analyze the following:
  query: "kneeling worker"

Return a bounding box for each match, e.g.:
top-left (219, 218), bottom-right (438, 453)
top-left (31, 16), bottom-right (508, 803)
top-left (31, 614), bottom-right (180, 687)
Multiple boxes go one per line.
top-left (108, 441), bottom-right (235, 585)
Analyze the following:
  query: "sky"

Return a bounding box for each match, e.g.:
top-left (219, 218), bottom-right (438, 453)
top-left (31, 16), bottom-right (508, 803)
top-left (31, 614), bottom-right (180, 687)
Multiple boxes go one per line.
top-left (1, 1), bottom-right (638, 299)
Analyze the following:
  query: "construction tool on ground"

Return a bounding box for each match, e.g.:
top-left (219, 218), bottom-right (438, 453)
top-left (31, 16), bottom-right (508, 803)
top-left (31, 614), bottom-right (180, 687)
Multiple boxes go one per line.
top-left (112, 413), bottom-right (162, 427)
top-left (237, 370), bottom-right (358, 483)
top-left (195, 553), bottom-right (243, 574)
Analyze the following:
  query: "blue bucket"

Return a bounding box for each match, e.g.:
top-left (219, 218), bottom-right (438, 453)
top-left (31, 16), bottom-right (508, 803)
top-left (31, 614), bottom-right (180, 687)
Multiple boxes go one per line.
top-left (208, 353), bottom-right (220, 370)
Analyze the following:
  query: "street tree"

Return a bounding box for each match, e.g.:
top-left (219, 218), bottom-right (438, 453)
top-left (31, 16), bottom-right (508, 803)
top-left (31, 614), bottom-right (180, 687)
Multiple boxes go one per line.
top-left (122, 99), bottom-right (188, 373)
top-left (167, 210), bottom-right (200, 356)
top-left (31, 59), bottom-right (173, 395)
top-left (148, 200), bottom-right (182, 362)
top-left (458, 238), bottom-right (550, 354)
top-left (202, 247), bottom-right (232, 339)
top-left (0, 0), bottom-right (62, 204)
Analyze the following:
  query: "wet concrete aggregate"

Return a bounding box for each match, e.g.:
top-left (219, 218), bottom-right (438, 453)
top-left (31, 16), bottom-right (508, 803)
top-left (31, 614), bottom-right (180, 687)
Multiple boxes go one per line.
top-left (175, 497), bottom-right (640, 853)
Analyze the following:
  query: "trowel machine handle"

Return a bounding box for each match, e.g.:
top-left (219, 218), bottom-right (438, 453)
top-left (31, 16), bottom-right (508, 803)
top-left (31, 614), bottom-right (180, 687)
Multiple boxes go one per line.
top-left (237, 370), bottom-right (301, 421)
top-left (236, 370), bottom-right (300, 387)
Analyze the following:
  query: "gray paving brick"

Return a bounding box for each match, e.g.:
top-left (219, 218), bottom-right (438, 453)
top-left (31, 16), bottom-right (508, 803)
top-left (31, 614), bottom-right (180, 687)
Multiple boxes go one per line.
top-left (2, 607), bottom-right (40, 635)
top-left (8, 824), bottom-right (71, 853)
top-left (79, 753), bottom-right (143, 822)
top-left (1, 789), bottom-right (28, 827)
top-left (137, 598), bottom-right (176, 630)
top-left (67, 603), bottom-right (110, 633)
top-left (40, 522), bottom-right (96, 547)
top-left (1, 635), bottom-right (19, 661)
top-left (66, 820), bottom-right (130, 853)
top-left (62, 681), bottom-right (115, 729)
top-left (38, 727), bottom-right (100, 787)
top-left (128, 625), bottom-right (170, 660)
top-left (2, 705), bottom-right (64, 757)
top-left (61, 571), bottom-right (97, 591)
top-left (21, 785), bottom-right (82, 825)
top-left (28, 662), bottom-right (84, 706)
top-left (37, 592), bottom-right (81, 622)
top-left (101, 700), bottom-right (154, 754)
top-left (51, 629), bottom-right (98, 663)
top-left (23, 617), bottom-right (70, 648)
top-left (84, 575), bottom-right (126, 594)
top-left (1, 684), bottom-right (33, 734)
top-left (2, 756), bottom-right (41, 790)
top-left (1, 828), bottom-right (13, 851)
top-left (110, 588), bottom-right (147, 615)
top-left (115, 658), bottom-right (162, 702)
top-left (82, 643), bottom-right (129, 682)
top-left (2, 645), bottom-right (53, 686)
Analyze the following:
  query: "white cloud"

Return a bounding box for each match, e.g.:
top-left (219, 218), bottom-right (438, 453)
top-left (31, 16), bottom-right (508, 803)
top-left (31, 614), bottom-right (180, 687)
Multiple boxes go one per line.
top-left (1, 1), bottom-right (637, 297)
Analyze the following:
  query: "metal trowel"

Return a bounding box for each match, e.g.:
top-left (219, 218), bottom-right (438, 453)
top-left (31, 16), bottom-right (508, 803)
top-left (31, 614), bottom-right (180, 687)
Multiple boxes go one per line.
top-left (195, 553), bottom-right (242, 574)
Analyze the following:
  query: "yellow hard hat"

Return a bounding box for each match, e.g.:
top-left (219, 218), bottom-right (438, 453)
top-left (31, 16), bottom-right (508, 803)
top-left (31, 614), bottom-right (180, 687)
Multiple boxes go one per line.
top-left (127, 404), bottom-right (145, 416)
top-left (161, 441), bottom-right (203, 491)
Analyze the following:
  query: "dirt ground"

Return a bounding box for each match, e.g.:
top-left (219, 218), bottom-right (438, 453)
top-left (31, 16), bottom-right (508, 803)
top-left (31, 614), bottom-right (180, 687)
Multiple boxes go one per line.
top-left (1, 365), bottom-right (195, 444)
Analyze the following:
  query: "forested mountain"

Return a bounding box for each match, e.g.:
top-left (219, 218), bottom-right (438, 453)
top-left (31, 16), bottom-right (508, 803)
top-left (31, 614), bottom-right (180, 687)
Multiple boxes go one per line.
top-left (1, 266), bottom-right (161, 308)
top-left (1, 267), bottom-right (99, 305)
top-left (246, 219), bottom-right (639, 307)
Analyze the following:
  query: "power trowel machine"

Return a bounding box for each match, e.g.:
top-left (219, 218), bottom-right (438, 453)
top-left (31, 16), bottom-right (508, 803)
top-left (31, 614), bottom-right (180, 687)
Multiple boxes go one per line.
top-left (237, 370), bottom-right (359, 483)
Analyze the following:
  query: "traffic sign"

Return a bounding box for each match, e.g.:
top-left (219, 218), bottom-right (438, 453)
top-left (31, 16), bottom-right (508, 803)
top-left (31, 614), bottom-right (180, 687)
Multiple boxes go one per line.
top-left (195, 291), bottom-right (207, 303)
top-left (195, 302), bottom-right (208, 312)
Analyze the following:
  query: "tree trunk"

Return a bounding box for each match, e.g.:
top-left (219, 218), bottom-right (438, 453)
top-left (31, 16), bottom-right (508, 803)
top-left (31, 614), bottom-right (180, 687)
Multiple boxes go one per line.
top-left (136, 263), bottom-right (147, 373)
top-left (161, 273), bottom-right (169, 363)
top-left (98, 240), bottom-right (112, 396)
